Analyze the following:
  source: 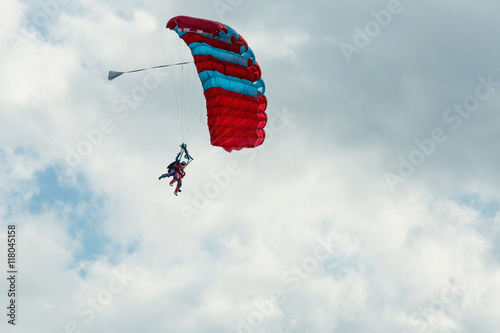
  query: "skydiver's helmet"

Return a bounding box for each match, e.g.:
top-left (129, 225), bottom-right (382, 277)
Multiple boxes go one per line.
top-left (180, 162), bottom-right (187, 167)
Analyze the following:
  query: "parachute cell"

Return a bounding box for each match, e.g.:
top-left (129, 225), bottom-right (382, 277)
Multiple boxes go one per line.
top-left (167, 15), bottom-right (267, 152)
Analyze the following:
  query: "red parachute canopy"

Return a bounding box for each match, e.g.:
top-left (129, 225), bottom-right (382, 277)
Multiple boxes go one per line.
top-left (167, 16), bottom-right (267, 152)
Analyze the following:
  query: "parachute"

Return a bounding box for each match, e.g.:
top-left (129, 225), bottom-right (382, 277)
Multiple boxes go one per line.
top-left (166, 16), bottom-right (267, 152)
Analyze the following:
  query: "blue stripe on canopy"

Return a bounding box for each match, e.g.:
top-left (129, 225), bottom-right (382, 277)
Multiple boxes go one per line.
top-left (201, 74), bottom-right (265, 97)
top-left (189, 42), bottom-right (255, 67)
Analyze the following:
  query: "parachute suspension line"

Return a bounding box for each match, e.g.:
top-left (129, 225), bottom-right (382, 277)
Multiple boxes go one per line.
top-left (185, 64), bottom-right (202, 140)
top-left (184, 81), bottom-right (207, 149)
top-left (182, 62), bottom-right (195, 143)
top-left (180, 53), bottom-right (195, 143)
top-left (188, 66), bottom-right (203, 146)
top-left (171, 55), bottom-right (208, 159)
top-left (167, 35), bottom-right (208, 157)
top-left (180, 64), bottom-right (187, 138)
top-left (183, 64), bottom-right (195, 141)
top-left (188, 95), bottom-right (211, 155)
top-left (180, 64), bottom-right (186, 140)
top-left (191, 93), bottom-right (207, 145)
top-left (169, 45), bottom-right (182, 141)
top-left (181, 50), bottom-right (190, 141)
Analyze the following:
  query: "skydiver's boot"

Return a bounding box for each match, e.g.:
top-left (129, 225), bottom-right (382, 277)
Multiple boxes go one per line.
top-left (174, 191), bottom-right (178, 196)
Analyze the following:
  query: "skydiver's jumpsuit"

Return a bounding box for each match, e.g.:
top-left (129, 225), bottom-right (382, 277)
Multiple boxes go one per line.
top-left (159, 164), bottom-right (185, 193)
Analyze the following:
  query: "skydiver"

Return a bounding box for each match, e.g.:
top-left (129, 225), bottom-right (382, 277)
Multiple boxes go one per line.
top-left (159, 161), bottom-right (187, 196)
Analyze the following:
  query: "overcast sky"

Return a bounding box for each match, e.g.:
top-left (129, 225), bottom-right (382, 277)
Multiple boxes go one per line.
top-left (1, 0), bottom-right (500, 332)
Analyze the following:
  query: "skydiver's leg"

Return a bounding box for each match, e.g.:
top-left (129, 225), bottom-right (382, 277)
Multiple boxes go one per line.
top-left (175, 178), bottom-right (182, 193)
top-left (159, 169), bottom-right (176, 180)
top-left (170, 174), bottom-right (178, 186)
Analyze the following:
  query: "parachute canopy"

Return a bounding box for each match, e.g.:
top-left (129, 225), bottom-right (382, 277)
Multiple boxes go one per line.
top-left (167, 16), bottom-right (267, 152)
